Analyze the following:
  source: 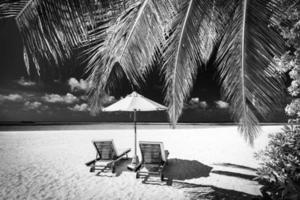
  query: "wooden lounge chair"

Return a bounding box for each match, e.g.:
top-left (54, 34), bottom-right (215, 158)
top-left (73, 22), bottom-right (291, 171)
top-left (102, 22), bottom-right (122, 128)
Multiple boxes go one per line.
top-left (86, 140), bottom-right (131, 173)
top-left (136, 141), bottom-right (169, 181)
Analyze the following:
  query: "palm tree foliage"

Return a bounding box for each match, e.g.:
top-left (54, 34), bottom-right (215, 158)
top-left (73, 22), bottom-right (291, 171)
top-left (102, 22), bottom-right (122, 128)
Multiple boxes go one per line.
top-left (0, 0), bottom-right (286, 143)
top-left (9, 0), bottom-right (93, 74)
top-left (1, 0), bottom-right (129, 76)
top-left (84, 0), bottom-right (174, 110)
top-left (215, 0), bottom-right (285, 143)
top-left (162, 0), bottom-right (217, 127)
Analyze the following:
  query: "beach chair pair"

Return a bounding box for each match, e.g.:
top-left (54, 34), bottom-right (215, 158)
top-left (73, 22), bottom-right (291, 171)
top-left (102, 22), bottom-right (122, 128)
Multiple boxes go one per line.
top-left (86, 140), bottom-right (169, 181)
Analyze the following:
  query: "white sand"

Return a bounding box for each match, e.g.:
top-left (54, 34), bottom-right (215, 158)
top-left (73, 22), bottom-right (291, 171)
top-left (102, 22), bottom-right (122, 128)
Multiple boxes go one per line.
top-left (0, 125), bottom-right (282, 200)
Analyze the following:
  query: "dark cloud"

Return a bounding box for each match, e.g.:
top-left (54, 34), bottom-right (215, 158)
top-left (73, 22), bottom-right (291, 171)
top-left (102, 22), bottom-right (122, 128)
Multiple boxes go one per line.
top-left (23, 101), bottom-right (48, 111)
top-left (80, 95), bottom-right (88, 101)
top-left (199, 101), bottom-right (208, 109)
top-left (16, 77), bottom-right (36, 87)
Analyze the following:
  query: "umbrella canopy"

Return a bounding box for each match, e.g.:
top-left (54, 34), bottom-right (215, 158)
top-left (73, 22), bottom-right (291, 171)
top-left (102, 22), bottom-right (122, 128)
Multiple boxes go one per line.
top-left (103, 91), bottom-right (167, 112)
top-left (102, 91), bottom-right (167, 170)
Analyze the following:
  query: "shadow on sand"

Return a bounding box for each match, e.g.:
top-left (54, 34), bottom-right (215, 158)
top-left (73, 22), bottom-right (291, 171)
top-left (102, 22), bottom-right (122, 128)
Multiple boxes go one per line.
top-left (174, 181), bottom-right (260, 200)
top-left (96, 158), bottom-right (213, 179)
top-left (143, 159), bottom-right (260, 199)
top-left (95, 159), bottom-right (260, 199)
top-left (211, 170), bottom-right (256, 180)
top-left (114, 158), bottom-right (133, 176)
top-left (95, 158), bottom-right (132, 177)
top-left (140, 158), bottom-right (212, 186)
top-left (136, 158), bottom-right (211, 186)
top-left (212, 163), bottom-right (257, 172)
top-left (210, 162), bottom-right (257, 180)
top-left (164, 158), bottom-right (212, 181)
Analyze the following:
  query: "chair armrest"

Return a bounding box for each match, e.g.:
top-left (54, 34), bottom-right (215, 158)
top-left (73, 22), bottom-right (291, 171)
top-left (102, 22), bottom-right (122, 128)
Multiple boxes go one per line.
top-left (85, 157), bottom-right (101, 166)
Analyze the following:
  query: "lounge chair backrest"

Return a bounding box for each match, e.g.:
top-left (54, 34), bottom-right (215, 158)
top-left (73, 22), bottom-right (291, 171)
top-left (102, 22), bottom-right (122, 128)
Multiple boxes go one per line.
top-left (93, 140), bottom-right (116, 160)
top-left (139, 141), bottom-right (166, 164)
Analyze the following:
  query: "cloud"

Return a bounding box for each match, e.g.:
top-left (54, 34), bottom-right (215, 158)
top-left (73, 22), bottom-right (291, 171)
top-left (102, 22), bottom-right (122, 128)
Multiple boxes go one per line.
top-left (80, 95), bottom-right (88, 101)
top-left (23, 101), bottom-right (49, 113)
top-left (68, 103), bottom-right (90, 112)
top-left (42, 93), bottom-right (78, 104)
top-left (24, 101), bottom-right (42, 110)
top-left (199, 101), bottom-right (208, 109)
top-left (64, 93), bottom-right (79, 104)
top-left (101, 95), bottom-right (116, 106)
top-left (190, 97), bottom-right (199, 104)
top-left (17, 77), bottom-right (36, 87)
top-left (68, 78), bottom-right (90, 92)
top-left (215, 100), bottom-right (229, 109)
top-left (186, 98), bottom-right (208, 109)
top-left (0, 94), bottom-right (23, 102)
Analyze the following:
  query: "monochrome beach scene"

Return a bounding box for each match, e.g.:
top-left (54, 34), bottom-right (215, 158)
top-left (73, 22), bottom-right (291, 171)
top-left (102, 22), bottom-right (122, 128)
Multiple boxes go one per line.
top-left (0, 0), bottom-right (299, 200)
top-left (0, 125), bottom-right (281, 200)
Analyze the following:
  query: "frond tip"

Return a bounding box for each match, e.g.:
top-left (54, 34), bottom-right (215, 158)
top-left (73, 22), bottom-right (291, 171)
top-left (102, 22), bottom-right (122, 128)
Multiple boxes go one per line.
top-left (163, 0), bottom-right (215, 127)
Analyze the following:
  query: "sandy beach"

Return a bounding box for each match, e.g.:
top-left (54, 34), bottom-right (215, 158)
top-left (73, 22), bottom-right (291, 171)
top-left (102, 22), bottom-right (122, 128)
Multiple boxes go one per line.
top-left (0, 124), bottom-right (282, 200)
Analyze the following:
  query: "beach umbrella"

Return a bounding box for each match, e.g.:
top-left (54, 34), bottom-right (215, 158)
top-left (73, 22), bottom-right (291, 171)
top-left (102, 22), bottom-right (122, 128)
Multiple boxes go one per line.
top-left (103, 91), bottom-right (167, 170)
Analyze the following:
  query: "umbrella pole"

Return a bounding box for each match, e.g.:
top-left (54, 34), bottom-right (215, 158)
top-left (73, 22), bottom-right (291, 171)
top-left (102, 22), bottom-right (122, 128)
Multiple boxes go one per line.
top-left (128, 109), bottom-right (139, 171)
top-left (134, 109), bottom-right (137, 159)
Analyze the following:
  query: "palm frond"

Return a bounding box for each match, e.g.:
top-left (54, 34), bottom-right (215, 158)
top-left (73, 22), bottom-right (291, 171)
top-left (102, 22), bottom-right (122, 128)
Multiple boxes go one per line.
top-left (23, 46), bottom-right (30, 74)
top-left (163, 0), bottom-right (216, 126)
top-left (0, 0), bottom-right (29, 18)
top-left (196, 0), bottom-right (226, 65)
top-left (86, 0), bottom-right (174, 112)
top-left (14, 0), bottom-right (96, 76)
top-left (1, 0), bottom-right (125, 77)
top-left (216, 0), bottom-right (285, 144)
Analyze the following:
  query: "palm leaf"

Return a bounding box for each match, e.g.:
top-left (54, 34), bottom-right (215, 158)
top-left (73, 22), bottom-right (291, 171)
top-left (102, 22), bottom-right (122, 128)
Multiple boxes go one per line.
top-left (163, 0), bottom-right (216, 126)
top-left (14, 0), bottom-right (96, 76)
top-left (86, 0), bottom-right (174, 111)
top-left (23, 46), bottom-right (30, 74)
top-left (216, 0), bottom-right (285, 144)
top-left (196, 0), bottom-right (225, 65)
top-left (0, 0), bottom-right (29, 18)
top-left (1, 0), bottom-right (123, 77)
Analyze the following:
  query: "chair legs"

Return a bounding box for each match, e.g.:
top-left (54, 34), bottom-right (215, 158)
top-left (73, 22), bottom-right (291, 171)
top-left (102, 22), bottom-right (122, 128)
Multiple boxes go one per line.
top-left (160, 173), bottom-right (164, 181)
top-left (90, 165), bottom-right (95, 172)
top-left (111, 163), bottom-right (116, 173)
top-left (90, 161), bottom-right (113, 173)
top-left (136, 171), bottom-right (165, 181)
top-left (136, 165), bottom-right (165, 182)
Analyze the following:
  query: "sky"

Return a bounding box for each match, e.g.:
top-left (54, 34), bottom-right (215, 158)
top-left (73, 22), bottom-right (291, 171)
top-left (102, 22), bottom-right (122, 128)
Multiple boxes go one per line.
top-left (0, 19), bottom-right (101, 122)
top-left (0, 18), bottom-right (287, 123)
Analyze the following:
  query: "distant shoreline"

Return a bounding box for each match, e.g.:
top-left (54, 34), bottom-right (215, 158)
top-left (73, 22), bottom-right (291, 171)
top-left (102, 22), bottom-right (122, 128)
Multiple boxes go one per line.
top-left (0, 122), bottom-right (285, 131)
